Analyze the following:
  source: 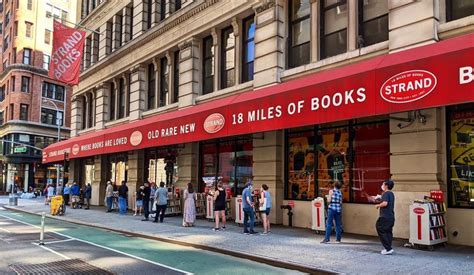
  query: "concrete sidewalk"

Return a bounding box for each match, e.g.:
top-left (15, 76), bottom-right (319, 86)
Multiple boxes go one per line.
top-left (1, 197), bottom-right (473, 274)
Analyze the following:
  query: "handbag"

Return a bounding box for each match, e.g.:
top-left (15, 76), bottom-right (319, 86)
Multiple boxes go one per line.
top-left (259, 196), bottom-right (267, 212)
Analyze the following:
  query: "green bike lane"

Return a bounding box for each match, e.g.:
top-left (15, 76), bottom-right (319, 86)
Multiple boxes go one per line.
top-left (0, 209), bottom-right (304, 275)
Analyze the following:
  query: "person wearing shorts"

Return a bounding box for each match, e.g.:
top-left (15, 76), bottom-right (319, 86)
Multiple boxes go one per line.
top-left (134, 186), bottom-right (144, 216)
top-left (260, 184), bottom-right (272, 235)
top-left (212, 182), bottom-right (226, 231)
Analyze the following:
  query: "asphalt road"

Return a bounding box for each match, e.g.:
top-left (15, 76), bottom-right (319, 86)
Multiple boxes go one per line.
top-left (0, 207), bottom-right (304, 275)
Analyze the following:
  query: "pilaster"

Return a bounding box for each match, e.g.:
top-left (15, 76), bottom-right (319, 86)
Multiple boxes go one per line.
top-left (95, 83), bottom-right (110, 130)
top-left (175, 143), bottom-right (198, 189)
top-left (133, 0), bottom-right (147, 39)
top-left (99, 21), bottom-right (112, 60)
top-left (122, 5), bottom-right (133, 45)
top-left (127, 150), bottom-right (145, 209)
top-left (129, 65), bottom-right (146, 121)
top-left (71, 98), bottom-right (81, 137)
top-left (177, 38), bottom-right (200, 108)
top-left (112, 13), bottom-right (123, 51)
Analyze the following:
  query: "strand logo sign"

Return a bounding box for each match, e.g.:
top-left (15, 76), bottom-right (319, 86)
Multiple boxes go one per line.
top-left (130, 131), bottom-right (143, 146)
top-left (380, 70), bottom-right (437, 103)
top-left (72, 144), bottom-right (80, 155)
top-left (413, 207), bottom-right (425, 215)
top-left (204, 113), bottom-right (225, 134)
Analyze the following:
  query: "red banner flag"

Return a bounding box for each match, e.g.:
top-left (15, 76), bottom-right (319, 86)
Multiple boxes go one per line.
top-left (49, 20), bottom-right (85, 85)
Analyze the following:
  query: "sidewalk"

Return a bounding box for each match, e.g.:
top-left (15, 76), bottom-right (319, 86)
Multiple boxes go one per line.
top-left (1, 197), bottom-right (473, 274)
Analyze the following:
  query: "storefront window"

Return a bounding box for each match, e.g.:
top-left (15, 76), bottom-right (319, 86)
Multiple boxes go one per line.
top-left (287, 130), bottom-right (315, 200)
top-left (145, 148), bottom-right (178, 187)
top-left (448, 104), bottom-right (474, 208)
top-left (108, 154), bottom-right (127, 184)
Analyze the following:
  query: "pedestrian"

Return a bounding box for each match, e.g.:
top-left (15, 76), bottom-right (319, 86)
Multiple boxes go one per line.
top-left (183, 182), bottom-right (197, 227)
top-left (374, 179), bottom-right (396, 255)
top-left (149, 182), bottom-right (157, 216)
top-left (212, 182), bottom-right (226, 231)
top-left (63, 184), bottom-right (71, 206)
top-left (134, 186), bottom-right (144, 216)
top-left (84, 183), bottom-right (92, 210)
top-left (46, 184), bottom-right (55, 205)
top-left (242, 180), bottom-right (257, 235)
top-left (118, 181), bottom-right (129, 215)
top-left (56, 183), bottom-right (63, 196)
top-left (105, 181), bottom-right (113, 212)
top-left (71, 182), bottom-right (81, 209)
top-left (142, 182), bottom-right (151, 221)
top-left (153, 182), bottom-right (168, 223)
top-left (259, 184), bottom-right (272, 235)
top-left (321, 181), bottom-right (343, 243)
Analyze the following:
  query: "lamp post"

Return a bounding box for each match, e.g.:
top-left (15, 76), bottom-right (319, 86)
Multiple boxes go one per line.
top-left (42, 98), bottom-right (61, 190)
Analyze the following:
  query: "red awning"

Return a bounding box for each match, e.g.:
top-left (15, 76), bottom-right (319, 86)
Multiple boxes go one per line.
top-left (43, 33), bottom-right (474, 163)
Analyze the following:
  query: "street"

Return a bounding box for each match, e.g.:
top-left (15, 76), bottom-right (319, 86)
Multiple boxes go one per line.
top-left (0, 207), bottom-right (308, 275)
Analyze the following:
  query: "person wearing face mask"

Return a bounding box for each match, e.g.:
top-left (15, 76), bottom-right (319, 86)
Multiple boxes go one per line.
top-left (372, 179), bottom-right (395, 255)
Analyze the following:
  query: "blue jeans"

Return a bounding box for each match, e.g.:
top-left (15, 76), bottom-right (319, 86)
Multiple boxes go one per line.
top-left (106, 197), bottom-right (113, 211)
top-left (118, 197), bottom-right (127, 215)
top-left (325, 208), bottom-right (342, 241)
top-left (243, 207), bottom-right (255, 233)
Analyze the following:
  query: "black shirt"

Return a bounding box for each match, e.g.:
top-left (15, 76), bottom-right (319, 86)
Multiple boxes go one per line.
top-left (136, 190), bottom-right (143, 200)
top-left (380, 191), bottom-right (395, 220)
top-left (143, 187), bottom-right (151, 201)
top-left (118, 185), bottom-right (128, 198)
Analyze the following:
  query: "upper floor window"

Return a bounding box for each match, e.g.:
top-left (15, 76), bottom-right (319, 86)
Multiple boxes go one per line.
top-left (159, 57), bottom-right (169, 107)
top-left (43, 54), bottom-right (50, 70)
top-left (27, 0), bottom-right (33, 10)
top-left (202, 35), bottom-right (214, 95)
top-left (44, 29), bottom-right (51, 44)
top-left (20, 104), bottom-right (28, 120)
top-left (118, 78), bottom-right (126, 119)
top-left (13, 21), bottom-right (17, 36)
top-left (61, 11), bottom-right (68, 22)
top-left (25, 22), bottom-right (33, 38)
top-left (23, 48), bottom-right (31, 64)
top-left (0, 111), bottom-right (4, 125)
top-left (21, 76), bottom-right (30, 93)
top-left (242, 16), bottom-right (255, 82)
top-left (0, 86), bottom-right (5, 101)
top-left (447, 0), bottom-right (474, 21)
top-left (358, 0), bottom-right (388, 47)
top-left (42, 82), bottom-right (65, 101)
top-left (0, 23), bottom-right (3, 34)
top-left (109, 82), bottom-right (116, 121)
top-left (146, 0), bottom-right (153, 29)
top-left (173, 51), bottom-right (179, 103)
top-left (41, 108), bottom-right (63, 126)
top-left (160, 0), bottom-right (166, 21)
top-left (175, 0), bottom-right (181, 11)
top-left (288, 0), bottom-right (310, 68)
top-left (5, 11), bottom-right (10, 26)
top-left (147, 63), bottom-right (156, 110)
top-left (320, 0), bottom-right (348, 59)
top-left (221, 27), bottom-right (235, 89)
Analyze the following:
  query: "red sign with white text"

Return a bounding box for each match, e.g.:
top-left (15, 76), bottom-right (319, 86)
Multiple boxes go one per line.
top-left (43, 33), bottom-right (474, 163)
top-left (49, 20), bottom-right (85, 85)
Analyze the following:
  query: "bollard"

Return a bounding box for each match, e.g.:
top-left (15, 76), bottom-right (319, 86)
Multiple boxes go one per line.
top-left (39, 212), bottom-right (45, 245)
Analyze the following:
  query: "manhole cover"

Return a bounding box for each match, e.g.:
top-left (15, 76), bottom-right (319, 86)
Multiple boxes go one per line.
top-left (10, 259), bottom-right (114, 274)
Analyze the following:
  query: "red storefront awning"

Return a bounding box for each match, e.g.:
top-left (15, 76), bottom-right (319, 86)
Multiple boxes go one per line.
top-left (43, 33), bottom-right (474, 163)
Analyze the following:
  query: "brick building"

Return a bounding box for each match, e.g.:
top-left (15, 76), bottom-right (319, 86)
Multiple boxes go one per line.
top-left (44, 1), bottom-right (474, 246)
top-left (0, 0), bottom-right (79, 193)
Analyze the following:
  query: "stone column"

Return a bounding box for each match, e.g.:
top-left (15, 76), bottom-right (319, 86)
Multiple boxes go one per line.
top-left (211, 28), bottom-right (219, 92)
top-left (177, 38), bottom-right (200, 108)
top-left (388, 0), bottom-right (439, 52)
top-left (95, 83), bottom-right (109, 130)
top-left (231, 18), bottom-right (241, 85)
top-left (151, 0), bottom-right (161, 27)
top-left (175, 143), bottom-right (198, 190)
top-left (71, 97), bottom-right (82, 137)
top-left (253, 0), bottom-right (285, 88)
top-left (165, 0), bottom-right (175, 17)
top-left (112, 13), bottom-right (123, 51)
top-left (127, 150), bottom-right (145, 209)
top-left (68, 159), bottom-right (80, 185)
top-left (84, 94), bottom-right (90, 129)
top-left (91, 155), bottom-right (107, 206)
top-left (133, 0), bottom-right (147, 39)
top-left (348, 0), bottom-right (358, 51)
top-left (112, 79), bottom-right (119, 120)
top-left (99, 21), bottom-right (112, 60)
top-left (122, 5), bottom-right (132, 45)
top-left (310, 0), bottom-right (318, 62)
top-left (253, 131), bottom-right (284, 224)
top-left (129, 65), bottom-right (146, 121)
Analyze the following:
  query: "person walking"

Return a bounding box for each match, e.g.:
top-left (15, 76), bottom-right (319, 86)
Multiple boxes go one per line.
top-left (63, 184), bottom-right (71, 206)
top-left (259, 184), bottom-right (272, 235)
top-left (105, 181), bottom-right (113, 212)
top-left (118, 181), bottom-right (129, 215)
top-left (375, 180), bottom-right (396, 255)
top-left (84, 183), bottom-right (92, 210)
top-left (321, 181), bottom-right (343, 243)
top-left (149, 182), bottom-right (157, 217)
top-left (153, 182), bottom-right (168, 223)
top-left (183, 182), bottom-right (197, 227)
top-left (70, 182), bottom-right (81, 209)
top-left (242, 181), bottom-right (257, 235)
top-left (212, 182), bottom-right (227, 231)
top-left (142, 182), bottom-right (151, 221)
top-left (134, 186), bottom-right (144, 216)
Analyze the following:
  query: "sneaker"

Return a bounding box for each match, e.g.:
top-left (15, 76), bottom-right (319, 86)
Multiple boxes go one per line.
top-left (381, 249), bottom-right (394, 255)
top-left (243, 231), bottom-right (250, 235)
top-left (212, 228), bottom-right (220, 231)
top-left (141, 219), bottom-right (149, 221)
top-left (320, 239), bottom-right (329, 244)
top-left (336, 240), bottom-right (341, 244)
top-left (152, 221), bottom-right (158, 223)
top-left (133, 214), bottom-right (137, 216)
top-left (220, 226), bottom-right (226, 230)
top-left (249, 231), bottom-right (258, 235)
top-left (260, 232), bottom-right (268, 235)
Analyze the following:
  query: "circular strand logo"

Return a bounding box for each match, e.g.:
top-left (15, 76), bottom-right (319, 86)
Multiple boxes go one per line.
top-left (72, 144), bottom-right (80, 155)
top-left (204, 113), bottom-right (225, 134)
top-left (130, 131), bottom-right (143, 146)
top-left (380, 70), bottom-right (437, 103)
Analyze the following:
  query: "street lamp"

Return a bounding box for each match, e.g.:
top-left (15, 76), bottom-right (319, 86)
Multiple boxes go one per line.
top-left (42, 98), bottom-right (61, 190)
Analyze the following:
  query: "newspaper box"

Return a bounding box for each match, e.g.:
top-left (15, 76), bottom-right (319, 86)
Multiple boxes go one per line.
top-left (206, 195), bottom-right (215, 220)
top-left (235, 196), bottom-right (245, 224)
top-left (311, 197), bottom-right (326, 232)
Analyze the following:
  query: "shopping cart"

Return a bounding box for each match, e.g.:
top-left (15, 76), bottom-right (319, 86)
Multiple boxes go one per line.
top-left (50, 195), bottom-right (66, 216)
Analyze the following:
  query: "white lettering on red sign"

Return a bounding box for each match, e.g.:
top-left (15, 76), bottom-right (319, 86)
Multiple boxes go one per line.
top-left (460, 66), bottom-right (474, 84)
top-left (204, 113), bottom-right (225, 133)
top-left (380, 70), bottom-right (437, 103)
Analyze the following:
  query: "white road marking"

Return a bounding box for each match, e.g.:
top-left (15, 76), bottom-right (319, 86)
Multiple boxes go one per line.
top-left (0, 214), bottom-right (192, 275)
top-left (0, 227), bottom-right (11, 233)
top-left (42, 238), bottom-right (75, 245)
top-left (32, 242), bottom-right (72, 260)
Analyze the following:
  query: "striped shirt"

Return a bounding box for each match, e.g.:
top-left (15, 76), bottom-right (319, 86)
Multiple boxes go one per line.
top-left (329, 188), bottom-right (342, 212)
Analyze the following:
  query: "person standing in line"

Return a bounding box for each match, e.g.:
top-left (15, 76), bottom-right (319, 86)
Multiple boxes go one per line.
top-left (242, 181), bottom-right (257, 235)
top-left (56, 183), bottom-right (63, 196)
top-left (374, 180), bottom-right (396, 255)
top-left (183, 182), bottom-right (197, 227)
top-left (149, 182), bottom-right (157, 217)
top-left (46, 184), bottom-right (55, 205)
top-left (259, 184), bottom-right (272, 235)
top-left (321, 181), bottom-right (343, 243)
top-left (212, 182), bottom-right (227, 231)
top-left (105, 181), bottom-right (114, 213)
top-left (153, 182), bottom-right (168, 223)
top-left (134, 186), bottom-right (144, 216)
top-left (84, 183), bottom-right (92, 210)
top-left (142, 182), bottom-right (151, 221)
top-left (70, 182), bottom-right (81, 209)
top-left (63, 184), bottom-right (71, 206)
top-left (118, 181), bottom-right (129, 215)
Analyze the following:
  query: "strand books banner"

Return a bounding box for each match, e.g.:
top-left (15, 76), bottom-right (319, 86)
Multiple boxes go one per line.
top-left (49, 20), bottom-right (85, 85)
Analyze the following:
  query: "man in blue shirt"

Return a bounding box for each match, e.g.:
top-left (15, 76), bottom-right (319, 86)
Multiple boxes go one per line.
top-left (242, 180), bottom-right (257, 235)
top-left (153, 182), bottom-right (168, 223)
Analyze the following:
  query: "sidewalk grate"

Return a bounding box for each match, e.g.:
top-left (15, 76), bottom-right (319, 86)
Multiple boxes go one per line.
top-left (9, 259), bottom-right (115, 275)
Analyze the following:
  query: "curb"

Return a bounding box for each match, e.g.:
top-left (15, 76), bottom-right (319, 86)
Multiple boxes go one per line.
top-left (3, 205), bottom-right (335, 275)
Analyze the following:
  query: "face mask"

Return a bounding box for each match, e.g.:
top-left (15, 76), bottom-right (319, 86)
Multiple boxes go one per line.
top-left (381, 184), bottom-right (385, 191)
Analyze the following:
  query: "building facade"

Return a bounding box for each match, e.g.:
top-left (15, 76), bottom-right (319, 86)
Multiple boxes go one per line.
top-left (44, 0), bottom-right (474, 246)
top-left (0, 0), bottom-right (79, 193)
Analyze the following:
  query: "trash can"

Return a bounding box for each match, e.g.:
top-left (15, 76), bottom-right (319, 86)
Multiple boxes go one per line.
top-left (8, 193), bottom-right (18, 206)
